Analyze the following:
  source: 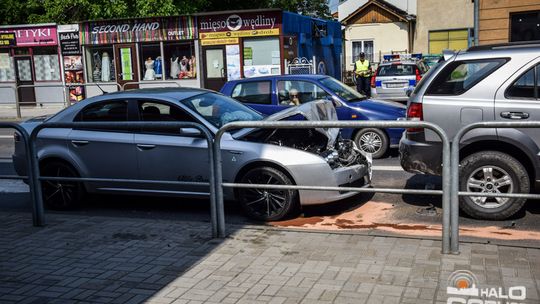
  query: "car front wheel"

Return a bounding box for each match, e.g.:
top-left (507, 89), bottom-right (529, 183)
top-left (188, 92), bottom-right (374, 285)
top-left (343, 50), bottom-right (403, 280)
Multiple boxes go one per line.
top-left (459, 151), bottom-right (529, 220)
top-left (41, 161), bottom-right (83, 210)
top-left (354, 128), bottom-right (388, 159)
top-left (237, 166), bottom-right (298, 221)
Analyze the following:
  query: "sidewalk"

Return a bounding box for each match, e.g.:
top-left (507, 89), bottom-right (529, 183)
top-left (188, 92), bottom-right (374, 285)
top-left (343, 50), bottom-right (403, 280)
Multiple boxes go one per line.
top-left (0, 211), bottom-right (539, 304)
top-left (0, 105), bottom-right (64, 121)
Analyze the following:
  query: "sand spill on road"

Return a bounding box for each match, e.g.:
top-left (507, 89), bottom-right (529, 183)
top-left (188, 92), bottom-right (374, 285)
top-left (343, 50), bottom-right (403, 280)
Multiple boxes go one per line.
top-left (270, 201), bottom-right (540, 241)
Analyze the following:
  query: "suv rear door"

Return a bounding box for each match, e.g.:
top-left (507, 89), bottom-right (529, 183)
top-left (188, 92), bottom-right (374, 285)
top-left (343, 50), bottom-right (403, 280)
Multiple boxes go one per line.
top-left (494, 57), bottom-right (540, 150)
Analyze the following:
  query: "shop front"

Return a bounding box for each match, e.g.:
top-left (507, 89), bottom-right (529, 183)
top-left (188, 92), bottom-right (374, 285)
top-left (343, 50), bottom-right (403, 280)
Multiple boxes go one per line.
top-left (0, 24), bottom-right (63, 105)
top-left (79, 16), bottom-right (199, 97)
top-left (197, 10), bottom-right (283, 91)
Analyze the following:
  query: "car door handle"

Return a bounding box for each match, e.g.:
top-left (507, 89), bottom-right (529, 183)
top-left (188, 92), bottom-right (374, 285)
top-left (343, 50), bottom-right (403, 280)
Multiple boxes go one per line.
top-left (137, 144), bottom-right (156, 150)
top-left (71, 140), bottom-right (89, 147)
top-left (500, 111), bottom-right (529, 120)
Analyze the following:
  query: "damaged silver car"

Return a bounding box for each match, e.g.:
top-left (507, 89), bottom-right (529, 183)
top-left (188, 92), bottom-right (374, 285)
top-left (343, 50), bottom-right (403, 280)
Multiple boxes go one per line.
top-left (12, 88), bottom-right (371, 221)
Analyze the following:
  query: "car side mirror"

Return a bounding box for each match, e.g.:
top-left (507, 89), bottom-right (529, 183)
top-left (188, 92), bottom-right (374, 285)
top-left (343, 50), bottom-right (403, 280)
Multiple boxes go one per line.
top-left (179, 127), bottom-right (202, 137)
top-left (406, 89), bottom-right (413, 97)
top-left (330, 96), bottom-right (343, 108)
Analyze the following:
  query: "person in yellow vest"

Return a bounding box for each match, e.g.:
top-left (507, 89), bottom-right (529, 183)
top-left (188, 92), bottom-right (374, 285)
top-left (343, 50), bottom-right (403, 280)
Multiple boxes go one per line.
top-left (354, 52), bottom-right (372, 98)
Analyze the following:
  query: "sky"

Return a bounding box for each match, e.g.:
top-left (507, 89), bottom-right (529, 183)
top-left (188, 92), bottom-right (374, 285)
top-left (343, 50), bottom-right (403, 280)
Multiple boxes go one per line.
top-left (328, 0), bottom-right (340, 13)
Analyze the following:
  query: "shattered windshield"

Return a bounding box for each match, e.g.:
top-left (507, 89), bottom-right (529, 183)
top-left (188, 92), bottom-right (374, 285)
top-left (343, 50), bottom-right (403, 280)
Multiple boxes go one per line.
top-left (181, 93), bottom-right (263, 128)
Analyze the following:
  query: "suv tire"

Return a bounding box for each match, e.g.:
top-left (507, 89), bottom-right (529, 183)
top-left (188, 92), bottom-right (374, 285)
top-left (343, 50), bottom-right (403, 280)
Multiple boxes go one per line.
top-left (459, 151), bottom-right (529, 220)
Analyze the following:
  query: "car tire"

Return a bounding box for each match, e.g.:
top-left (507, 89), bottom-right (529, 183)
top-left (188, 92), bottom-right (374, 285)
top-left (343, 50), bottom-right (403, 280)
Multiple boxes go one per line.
top-left (354, 128), bottom-right (388, 159)
top-left (237, 166), bottom-right (298, 221)
top-left (459, 151), bottom-right (529, 220)
top-left (40, 160), bottom-right (84, 210)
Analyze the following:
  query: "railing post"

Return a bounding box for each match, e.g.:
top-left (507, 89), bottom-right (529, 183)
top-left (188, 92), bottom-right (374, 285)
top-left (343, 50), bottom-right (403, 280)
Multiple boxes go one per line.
top-left (28, 128), bottom-right (46, 226)
top-left (213, 129), bottom-right (226, 238)
top-left (14, 85), bottom-right (21, 119)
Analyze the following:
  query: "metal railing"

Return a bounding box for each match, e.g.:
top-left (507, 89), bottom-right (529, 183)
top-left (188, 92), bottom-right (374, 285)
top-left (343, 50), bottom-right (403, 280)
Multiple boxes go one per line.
top-left (26, 121), bottom-right (218, 236)
top-left (121, 81), bottom-right (181, 91)
top-left (213, 120), bottom-right (453, 253)
top-left (450, 121), bottom-right (540, 254)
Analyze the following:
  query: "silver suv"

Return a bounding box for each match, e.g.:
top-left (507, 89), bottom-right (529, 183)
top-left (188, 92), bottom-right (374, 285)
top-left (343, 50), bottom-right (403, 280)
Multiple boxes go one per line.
top-left (400, 43), bottom-right (540, 220)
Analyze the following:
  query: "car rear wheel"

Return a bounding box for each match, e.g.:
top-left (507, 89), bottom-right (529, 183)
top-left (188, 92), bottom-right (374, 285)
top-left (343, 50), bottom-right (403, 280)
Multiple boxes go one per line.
top-left (459, 151), bottom-right (529, 220)
top-left (237, 166), bottom-right (298, 221)
top-left (354, 128), bottom-right (388, 159)
top-left (41, 161), bottom-right (83, 210)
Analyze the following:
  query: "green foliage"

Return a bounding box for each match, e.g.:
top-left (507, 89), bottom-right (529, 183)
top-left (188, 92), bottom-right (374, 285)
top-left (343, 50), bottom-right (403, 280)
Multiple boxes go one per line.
top-left (0, 0), bottom-right (330, 25)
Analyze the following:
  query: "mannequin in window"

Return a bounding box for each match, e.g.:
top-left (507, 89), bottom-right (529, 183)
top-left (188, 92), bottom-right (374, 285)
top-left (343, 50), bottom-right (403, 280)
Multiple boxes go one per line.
top-left (154, 56), bottom-right (162, 78)
top-left (101, 52), bottom-right (110, 82)
top-left (188, 55), bottom-right (196, 78)
top-left (170, 55), bottom-right (180, 79)
top-left (179, 55), bottom-right (188, 78)
top-left (144, 57), bottom-right (155, 80)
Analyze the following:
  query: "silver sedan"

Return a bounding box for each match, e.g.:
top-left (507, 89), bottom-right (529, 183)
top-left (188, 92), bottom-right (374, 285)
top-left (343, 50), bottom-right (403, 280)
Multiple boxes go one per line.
top-left (13, 88), bottom-right (371, 221)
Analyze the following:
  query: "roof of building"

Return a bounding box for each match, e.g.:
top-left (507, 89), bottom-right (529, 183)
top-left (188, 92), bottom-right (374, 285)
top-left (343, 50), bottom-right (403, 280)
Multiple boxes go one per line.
top-left (341, 0), bottom-right (415, 25)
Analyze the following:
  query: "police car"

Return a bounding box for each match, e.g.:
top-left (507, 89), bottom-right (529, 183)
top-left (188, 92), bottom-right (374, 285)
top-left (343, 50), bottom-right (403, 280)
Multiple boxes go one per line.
top-left (371, 54), bottom-right (429, 102)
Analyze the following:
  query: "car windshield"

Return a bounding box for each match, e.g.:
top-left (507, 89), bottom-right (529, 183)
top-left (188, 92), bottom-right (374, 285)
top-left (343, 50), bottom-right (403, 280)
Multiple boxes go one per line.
top-left (319, 77), bottom-right (366, 102)
top-left (180, 92), bottom-right (263, 128)
top-left (377, 64), bottom-right (416, 76)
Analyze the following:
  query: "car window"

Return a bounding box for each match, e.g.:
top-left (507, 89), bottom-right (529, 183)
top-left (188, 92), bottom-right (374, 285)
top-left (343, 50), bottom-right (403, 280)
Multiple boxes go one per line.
top-left (377, 64), bottom-right (415, 76)
top-left (425, 58), bottom-right (508, 95)
top-left (319, 77), bottom-right (365, 102)
top-left (231, 81), bottom-right (272, 104)
top-left (277, 80), bottom-right (329, 106)
top-left (506, 66), bottom-right (537, 99)
top-left (137, 100), bottom-right (198, 135)
top-left (77, 100), bottom-right (128, 122)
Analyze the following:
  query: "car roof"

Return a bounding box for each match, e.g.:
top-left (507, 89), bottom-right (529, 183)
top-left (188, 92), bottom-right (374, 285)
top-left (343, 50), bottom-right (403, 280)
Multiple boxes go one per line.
top-left (457, 44), bottom-right (540, 60)
top-left (226, 74), bottom-right (330, 83)
top-left (93, 87), bottom-right (214, 100)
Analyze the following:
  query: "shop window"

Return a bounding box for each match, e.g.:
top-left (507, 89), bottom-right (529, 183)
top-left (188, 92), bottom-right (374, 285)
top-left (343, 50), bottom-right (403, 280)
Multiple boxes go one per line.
top-left (231, 81), bottom-right (272, 104)
top-left (0, 50), bottom-right (15, 82)
top-left (511, 11), bottom-right (540, 42)
top-left (85, 46), bottom-right (115, 82)
top-left (140, 43), bottom-right (163, 81)
top-left (429, 29), bottom-right (470, 54)
top-left (33, 47), bottom-right (60, 81)
top-left (243, 37), bottom-right (281, 78)
top-left (277, 80), bottom-right (329, 106)
top-left (163, 42), bottom-right (196, 79)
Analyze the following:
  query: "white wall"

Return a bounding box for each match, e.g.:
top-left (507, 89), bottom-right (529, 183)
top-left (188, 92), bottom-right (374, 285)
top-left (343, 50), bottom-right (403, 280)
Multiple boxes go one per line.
top-left (339, 0), bottom-right (416, 22)
top-left (344, 22), bottom-right (409, 70)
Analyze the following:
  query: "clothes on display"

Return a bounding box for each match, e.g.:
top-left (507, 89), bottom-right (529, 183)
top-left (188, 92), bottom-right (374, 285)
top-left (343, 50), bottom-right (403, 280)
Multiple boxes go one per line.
top-left (189, 55), bottom-right (196, 78)
top-left (101, 52), bottom-right (110, 82)
top-left (170, 56), bottom-right (180, 79)
top-left (144, 57), bottom-right (155, 80)
top-left (154, 56), bottom-right (162, 78)
top-left (93, 65), bottom-right (101, 82)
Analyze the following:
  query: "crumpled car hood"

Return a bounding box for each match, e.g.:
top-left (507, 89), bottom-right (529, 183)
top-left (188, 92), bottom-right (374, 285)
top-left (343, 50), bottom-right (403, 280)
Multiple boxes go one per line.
top-left (234, 100), bottom-right (340, 148)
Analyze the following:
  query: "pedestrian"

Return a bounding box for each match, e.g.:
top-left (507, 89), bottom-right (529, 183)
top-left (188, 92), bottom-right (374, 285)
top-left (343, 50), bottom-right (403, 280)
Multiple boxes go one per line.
top-left (354, 52), bottom-right (372, 98)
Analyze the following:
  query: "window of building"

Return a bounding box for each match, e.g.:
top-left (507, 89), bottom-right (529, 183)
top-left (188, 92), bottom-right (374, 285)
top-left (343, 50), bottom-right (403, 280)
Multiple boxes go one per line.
top-left (352, 40), bottom-right (373, 64)
top-left (140, 43), bottom-right (163, 81)
top-left (231, 81), bottom-right (272, 104)
top-left (429, 29), bottom-right (470, 54)
top-left (85, 46), bottom-right (115, 82)
top-left (243, 37), bottom-right (281, 77)
top-left (277, 80), bottom-right (329, 106)
top-left (33, 47), bottom-right (60, 81)
top-left (506, 65), bottom-right (538, 99)
top-left (426, 59), bottom-right (507, 96)
top-left (511, 11), bottom-right (540, 42)
top-left (163, 42), bottom-right (196, 79)
top-left (0, 49), bottom-right (15, 82)
top-left (77, 100), bottom-right (128, 122)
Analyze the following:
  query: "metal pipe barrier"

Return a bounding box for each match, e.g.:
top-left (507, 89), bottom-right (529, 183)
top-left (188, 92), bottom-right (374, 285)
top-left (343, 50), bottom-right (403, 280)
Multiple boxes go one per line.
top-left (213, 120), bottom-right (453, 253)
top-left (121, 81), bottom-right (181, 91)
top-left (29, 121), bottom-right (218, 237)
top-left (451, 121), bottom-right (540, 254)
top-left (0, 85), bottom-right (21, 119)
top-left (0, 123), bottom-right (42, 225)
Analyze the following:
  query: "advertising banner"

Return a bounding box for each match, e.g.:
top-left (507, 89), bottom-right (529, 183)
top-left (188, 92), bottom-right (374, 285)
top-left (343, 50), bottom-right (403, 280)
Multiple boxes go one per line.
top-left (59, 31), bottom-right (81, 55)
top-left (0, 26), bottom-right (58, 47)
top-left (198, 11), bottom-right (281, 39)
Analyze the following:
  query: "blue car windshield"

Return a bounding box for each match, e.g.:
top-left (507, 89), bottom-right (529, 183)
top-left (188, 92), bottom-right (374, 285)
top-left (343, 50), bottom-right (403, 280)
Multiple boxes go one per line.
top-left (319, 77), bottom-right (366, 102)
top-left (181, 92), bottom-right (264, 128)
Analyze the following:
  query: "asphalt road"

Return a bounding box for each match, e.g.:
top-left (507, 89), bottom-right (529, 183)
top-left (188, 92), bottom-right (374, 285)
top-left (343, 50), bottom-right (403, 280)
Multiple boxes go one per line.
top-left (0, 127), bottom-right (539, 244)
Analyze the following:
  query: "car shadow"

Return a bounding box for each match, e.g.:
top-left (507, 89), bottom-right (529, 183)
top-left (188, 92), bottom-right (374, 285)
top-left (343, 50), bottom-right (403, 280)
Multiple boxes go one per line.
top-left (300, 192), bottom-right (375, 217)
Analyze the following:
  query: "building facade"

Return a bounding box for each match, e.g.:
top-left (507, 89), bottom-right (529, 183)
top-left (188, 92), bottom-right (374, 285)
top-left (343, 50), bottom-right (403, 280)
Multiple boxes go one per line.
top-left (477, 0), bottom-right (540, 45)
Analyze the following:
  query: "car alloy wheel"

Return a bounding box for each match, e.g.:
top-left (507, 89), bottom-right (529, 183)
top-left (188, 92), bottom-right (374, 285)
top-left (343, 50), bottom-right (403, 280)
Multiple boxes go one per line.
top-left (238, 166), bottom-right (297, 221)
top-left (354, 128), bottom-right (388, 159)
top-left (41, 161), bottom-right (82, 210)
top-left (466, 165), bottom-right (513, 209)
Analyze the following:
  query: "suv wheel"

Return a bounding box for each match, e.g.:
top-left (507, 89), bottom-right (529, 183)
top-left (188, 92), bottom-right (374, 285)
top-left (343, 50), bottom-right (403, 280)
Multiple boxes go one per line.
top-left (354, 128), bottom-right (388, 159)
top-left (459, 151), bottom-right (529, 220)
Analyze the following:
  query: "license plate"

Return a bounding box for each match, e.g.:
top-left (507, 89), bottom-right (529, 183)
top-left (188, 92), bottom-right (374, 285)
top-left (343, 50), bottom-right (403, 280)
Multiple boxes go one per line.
top-left (386, 82), bottom-right (406, 88)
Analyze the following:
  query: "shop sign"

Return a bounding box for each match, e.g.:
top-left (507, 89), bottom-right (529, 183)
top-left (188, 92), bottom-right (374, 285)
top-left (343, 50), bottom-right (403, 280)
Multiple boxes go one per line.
top-left (0, 26), bottom-right (58, 47)
top-left (198, 11), bottom-right (281, 39)
top-left (200, 38), bottom-right (239, 46)
top-left (0, 33), bottom-right (16, 47)
top-left (80, 16), bottom-right (197, 44)
top-left (243, 47), bottom-right (252, 60)
top-left (59, 31), bottom-right (81, 55)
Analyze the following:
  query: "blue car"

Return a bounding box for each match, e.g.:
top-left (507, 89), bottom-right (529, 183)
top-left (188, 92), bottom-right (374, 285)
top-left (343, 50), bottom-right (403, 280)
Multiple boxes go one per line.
top-left (220, 75), bottom-right (406, 158)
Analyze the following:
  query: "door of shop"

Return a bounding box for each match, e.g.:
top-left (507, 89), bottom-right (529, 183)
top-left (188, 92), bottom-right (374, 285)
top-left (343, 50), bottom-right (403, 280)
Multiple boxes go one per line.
top-left (14, 56), bottom-right (36, 106)
top-left (202, 46), bottom-right (227, 91)
top-left (114, 44), bottom-right (139, 90)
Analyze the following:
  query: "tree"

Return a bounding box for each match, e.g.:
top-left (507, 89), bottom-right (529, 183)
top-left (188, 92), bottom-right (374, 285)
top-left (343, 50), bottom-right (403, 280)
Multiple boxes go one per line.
top-left (270, 0), bottom-right (331, 19)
